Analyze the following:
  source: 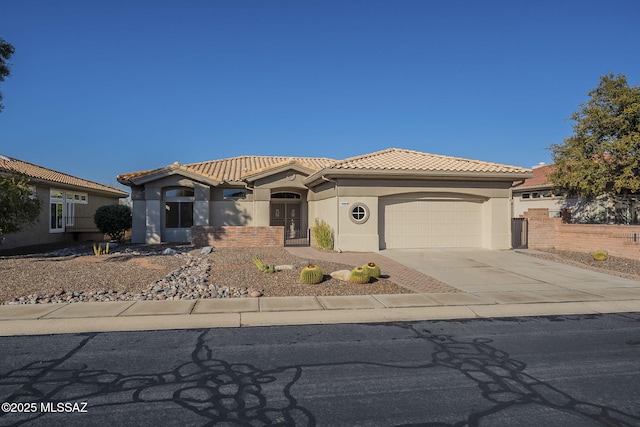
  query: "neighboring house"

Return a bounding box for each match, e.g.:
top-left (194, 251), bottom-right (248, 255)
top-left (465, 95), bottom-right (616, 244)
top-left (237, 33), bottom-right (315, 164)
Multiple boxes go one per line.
top-left (0, 155), bottom-right (129, 250)
top-left (511, 163), bottom-right (640, 224)
top-left (511, 163), bottom-right (576, 219)
top-left (117, 148), bottom-right (532, 252)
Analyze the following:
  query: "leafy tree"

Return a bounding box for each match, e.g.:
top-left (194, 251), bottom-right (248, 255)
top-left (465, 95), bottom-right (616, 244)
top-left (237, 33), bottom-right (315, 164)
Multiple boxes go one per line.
top-left (0, 173), bottom-right (42, 235)
top-left (548, 73), bottom-right (640, 222)
top-left (0, 37), bottom-right (15, 113)
top-left (93, 204), bottom-right (132, 241)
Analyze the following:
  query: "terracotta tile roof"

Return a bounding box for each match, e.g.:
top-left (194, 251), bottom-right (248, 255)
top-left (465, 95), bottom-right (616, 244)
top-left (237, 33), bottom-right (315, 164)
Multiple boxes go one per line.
top-left (185, 156), bottom-right (335, 182)
top-left (512, 164), bottom-right (554, 190)
top-left (118, 149), bottom-right (532, 186)
top-left (119, 155), bottom-right (336, 183)
top-left (326, 148), bottom-right (531, 174)
top-left (0, 155), bottom-right (128, 197)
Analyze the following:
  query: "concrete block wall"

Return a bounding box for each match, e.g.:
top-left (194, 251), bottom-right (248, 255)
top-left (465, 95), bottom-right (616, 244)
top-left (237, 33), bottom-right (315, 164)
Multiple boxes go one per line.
top-left (522, 208), bottom-right (640, 260)
top-left (191, 226), bottom-right (285, 247)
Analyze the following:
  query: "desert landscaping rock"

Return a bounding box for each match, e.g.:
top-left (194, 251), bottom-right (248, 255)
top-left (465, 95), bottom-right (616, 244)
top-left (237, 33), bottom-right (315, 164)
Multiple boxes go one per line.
top-left (330, 270), bottom-right (352, 282)
top-left (1, 244), bottom-right (411, 305)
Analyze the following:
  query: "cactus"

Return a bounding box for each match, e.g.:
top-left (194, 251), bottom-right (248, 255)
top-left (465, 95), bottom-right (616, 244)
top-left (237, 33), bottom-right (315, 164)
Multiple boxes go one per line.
top-left (349, 266), bottom-right (370, 284)
top-left (300, 264), bottom-right (323, 284)
top-left (252, 256), bottom-right (265, 271)
top-left (252, 256), bottom-right (275, 273)
top-left (362, 262), bottom-right (381, 278)
top-left (592, 251), bottom-right (608, 262)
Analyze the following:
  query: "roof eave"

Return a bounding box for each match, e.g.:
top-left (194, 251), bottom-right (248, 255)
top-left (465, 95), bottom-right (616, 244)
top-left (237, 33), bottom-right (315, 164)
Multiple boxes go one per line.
top-left (117, 168), bottom-right (221, 187)
top-left (304, 168), bottom-right (533, 187)
top-left (242, 162), bottom-right (317, 183)
top-left (26, 176), bottom-right (128, 198)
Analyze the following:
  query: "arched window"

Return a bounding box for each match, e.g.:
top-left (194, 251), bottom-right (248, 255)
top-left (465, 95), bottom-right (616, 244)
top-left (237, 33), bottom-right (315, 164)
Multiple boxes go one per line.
top-left (272, 192), bottom-right (301, 199)
top-left (164, 188), bottom-right (194, 228)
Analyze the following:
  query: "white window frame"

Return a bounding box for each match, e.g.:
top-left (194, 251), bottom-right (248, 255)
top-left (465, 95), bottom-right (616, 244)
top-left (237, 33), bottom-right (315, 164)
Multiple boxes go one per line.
top-left (50, 190), bottom-right (89, 232)
top-left (50, 189), bottom-right (65, 233)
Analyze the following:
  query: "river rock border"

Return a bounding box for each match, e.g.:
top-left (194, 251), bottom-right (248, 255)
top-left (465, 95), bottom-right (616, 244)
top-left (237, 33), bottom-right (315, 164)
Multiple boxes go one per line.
top-left (5, 253), bottom-right (263, 305)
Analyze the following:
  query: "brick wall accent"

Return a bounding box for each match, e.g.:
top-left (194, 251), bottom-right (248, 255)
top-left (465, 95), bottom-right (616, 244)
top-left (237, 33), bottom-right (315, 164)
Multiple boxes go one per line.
top-left (521, 208), bottom-right (640, 260)
top-left (191, 226), bottom-right (285, 247)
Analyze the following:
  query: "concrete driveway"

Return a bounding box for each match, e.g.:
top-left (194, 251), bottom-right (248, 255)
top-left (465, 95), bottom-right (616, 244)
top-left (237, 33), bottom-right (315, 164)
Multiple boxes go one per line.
top-left (380, 248), bottom-right (640, 303)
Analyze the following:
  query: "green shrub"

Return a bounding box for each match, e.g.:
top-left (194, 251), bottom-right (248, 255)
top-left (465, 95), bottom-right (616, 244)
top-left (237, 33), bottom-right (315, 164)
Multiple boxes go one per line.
top-left (349, 267), bottom-right (370, 284)
top-left (592, 251), bottom-right (608, 262)
top-left (300, 264), bottom-right (323, 284)
top-left (312, 218), bottom-right (334, 250)
top-left (93, 204), bottom-right (132, 241)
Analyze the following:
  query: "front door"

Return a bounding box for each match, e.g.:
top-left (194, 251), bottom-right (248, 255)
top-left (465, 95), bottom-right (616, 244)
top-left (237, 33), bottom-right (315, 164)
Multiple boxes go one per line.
top-left (270, 202), bottom-right (301, 238)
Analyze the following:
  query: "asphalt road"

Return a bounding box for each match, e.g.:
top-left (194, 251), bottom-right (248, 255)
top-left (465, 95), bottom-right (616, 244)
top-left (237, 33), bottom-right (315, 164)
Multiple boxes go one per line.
top-left (1, 313), bottom-right (640, 426)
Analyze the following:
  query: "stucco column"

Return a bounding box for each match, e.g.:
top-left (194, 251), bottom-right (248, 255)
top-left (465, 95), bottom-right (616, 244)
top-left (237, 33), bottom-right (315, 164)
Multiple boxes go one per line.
top-left (193, 182), bottom-right (210, 226)
top-left (130, 186), bottom-right (146, 243)
top-left (145, 187), bottom-right (162, 244)
top-left (253, 188), bottom-right (271, 226)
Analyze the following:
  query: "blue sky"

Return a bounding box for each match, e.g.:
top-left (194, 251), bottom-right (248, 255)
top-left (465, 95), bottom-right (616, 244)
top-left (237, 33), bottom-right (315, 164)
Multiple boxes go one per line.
top-left (1, 0), bottom-right (639, 189)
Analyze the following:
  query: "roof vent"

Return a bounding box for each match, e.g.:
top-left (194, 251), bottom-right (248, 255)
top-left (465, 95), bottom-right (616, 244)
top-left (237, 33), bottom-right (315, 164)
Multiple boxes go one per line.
top-left (0, 154), bottom-right (10, 161)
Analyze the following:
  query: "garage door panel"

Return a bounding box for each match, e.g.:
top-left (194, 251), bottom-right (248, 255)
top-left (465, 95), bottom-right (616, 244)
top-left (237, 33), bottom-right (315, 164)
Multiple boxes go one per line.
top-left (382, 199), bottom-right (482, 248)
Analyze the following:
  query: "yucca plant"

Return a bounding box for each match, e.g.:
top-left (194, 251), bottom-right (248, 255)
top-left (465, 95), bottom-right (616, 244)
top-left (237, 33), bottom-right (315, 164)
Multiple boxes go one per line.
top-left (362, 262), bottom-right (381, 278)
top-left (300, 264), bottom-right (323, 284)
top-left (349, 266), bottom-right (370, 284)
top-left (93, 242), bottom-right (109, 256)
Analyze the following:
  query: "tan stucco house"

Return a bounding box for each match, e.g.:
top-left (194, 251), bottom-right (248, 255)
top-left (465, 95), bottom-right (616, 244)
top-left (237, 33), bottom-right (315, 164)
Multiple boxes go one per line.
top-left (117, 148), bottom-right (532, 252)
top-left (0, 155), bottom-right (129, 250)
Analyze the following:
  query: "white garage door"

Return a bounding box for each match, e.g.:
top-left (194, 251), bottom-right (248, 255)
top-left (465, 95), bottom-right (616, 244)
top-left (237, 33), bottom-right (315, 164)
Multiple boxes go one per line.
top-left (382, 199), bottom-right (482, 248)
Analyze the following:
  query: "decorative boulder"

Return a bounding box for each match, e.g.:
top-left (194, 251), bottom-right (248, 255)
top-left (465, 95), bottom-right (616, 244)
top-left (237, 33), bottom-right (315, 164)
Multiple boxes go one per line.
top-left (200, 246), bottom-right (213, 254)
top-left (330, 270), bottom-right (352, 282)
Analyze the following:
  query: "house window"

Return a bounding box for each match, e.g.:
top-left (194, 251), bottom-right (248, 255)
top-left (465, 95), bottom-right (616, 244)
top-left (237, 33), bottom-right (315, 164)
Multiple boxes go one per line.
top-left (272, 192), bottom-right (301, 199)
top-left (224, 189), bottom-right (247, 200)
top-left (164, 188), bottom-right (194, 228)
top-left (522, 193), bottom-right (530, 199)
top-left (349, 203), bottom-right (369, 224)
top-left (50, 189), bottom-right (64, 232)
top-left (49, 190), bottom-right (89, 231)
top-left (64, 192), bottom-right (88, 227)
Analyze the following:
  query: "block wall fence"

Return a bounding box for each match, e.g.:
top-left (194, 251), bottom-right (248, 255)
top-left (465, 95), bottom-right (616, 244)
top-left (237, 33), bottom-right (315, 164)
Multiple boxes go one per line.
top-left (521, 208), bottom-right (640, 261)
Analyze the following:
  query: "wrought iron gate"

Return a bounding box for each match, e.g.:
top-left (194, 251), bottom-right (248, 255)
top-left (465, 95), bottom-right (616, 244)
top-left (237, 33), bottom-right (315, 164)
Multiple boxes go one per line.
top-left (284, 228), bottom-right (310, 247)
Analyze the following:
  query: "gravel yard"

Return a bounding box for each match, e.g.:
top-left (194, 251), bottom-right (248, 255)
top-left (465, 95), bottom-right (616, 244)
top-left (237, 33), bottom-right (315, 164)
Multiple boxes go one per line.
top-left (2, 243), bottom-right (638, 305)
top-left (0, 244), bottom-right (411, 304)
top-left (522, 249), bottom-right (640, 281)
